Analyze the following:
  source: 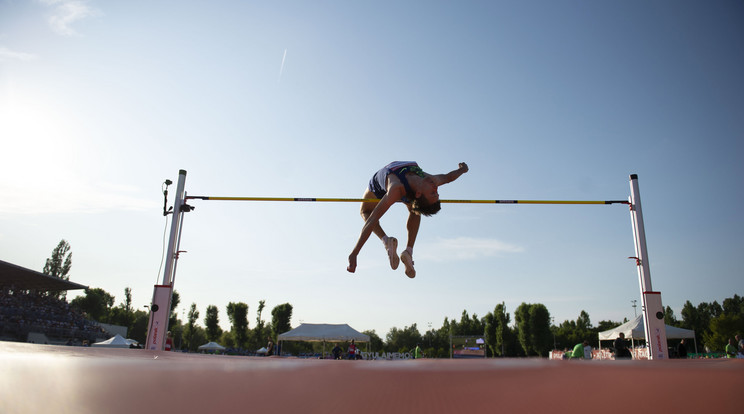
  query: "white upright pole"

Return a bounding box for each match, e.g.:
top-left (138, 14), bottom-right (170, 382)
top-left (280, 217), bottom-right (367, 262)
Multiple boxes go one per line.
top-left (162, 171), bottom-right (187, 285)
top-left (145, 169), bottom-right (187, 351)
top-left (629, 174), bottom-right (668, 359)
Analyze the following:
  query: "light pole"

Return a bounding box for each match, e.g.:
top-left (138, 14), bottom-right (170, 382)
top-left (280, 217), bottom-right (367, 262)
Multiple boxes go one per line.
top-left (631, 300), bottom-right (638, 317)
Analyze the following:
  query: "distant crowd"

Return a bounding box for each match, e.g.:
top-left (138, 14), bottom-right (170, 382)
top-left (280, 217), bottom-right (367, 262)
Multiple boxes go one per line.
top-left (556, 331), bottom-right (744, 360)
top-left (0, 287), bottom-right (109, 345)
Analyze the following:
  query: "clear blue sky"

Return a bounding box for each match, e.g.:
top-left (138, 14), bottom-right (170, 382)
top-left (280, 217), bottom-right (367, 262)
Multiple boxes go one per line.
top-left (1, 0), bottom-right (742, 337)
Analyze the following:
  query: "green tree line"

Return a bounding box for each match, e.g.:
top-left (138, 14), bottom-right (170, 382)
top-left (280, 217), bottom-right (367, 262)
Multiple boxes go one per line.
top-left (45, 239), bottom-right (744, 356)
top-left (65, 286), bottom-right (744, 357)
top-left (69, 287), bottom-right (295, 353)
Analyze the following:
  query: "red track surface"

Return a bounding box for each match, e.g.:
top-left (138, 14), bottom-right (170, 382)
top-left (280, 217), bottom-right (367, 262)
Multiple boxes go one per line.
top-left (1, 342), bottom-right (742, 414)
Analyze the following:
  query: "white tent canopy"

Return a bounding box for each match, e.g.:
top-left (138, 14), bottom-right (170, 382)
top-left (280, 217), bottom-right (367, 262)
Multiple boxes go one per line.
top-left (598, 315), bottom-right (697, 355)
top-left (198, 341), bottom-right (226, 351)
top-left (92, 334), bottom-right (130, 348)
top-left (277, 323), bottom-right (370, 343)
top-left (277, 323), bottom-right (370, 357)
top-left (598, 315), bottom-right (695, 340)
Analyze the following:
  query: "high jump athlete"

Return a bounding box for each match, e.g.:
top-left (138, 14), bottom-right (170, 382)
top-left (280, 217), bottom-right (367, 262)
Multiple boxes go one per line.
top-left (347, 161), bottom-right (469, 278)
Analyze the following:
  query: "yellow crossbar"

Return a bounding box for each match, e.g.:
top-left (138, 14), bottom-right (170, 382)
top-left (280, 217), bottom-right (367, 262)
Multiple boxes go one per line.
top-left (186, 196), bottom-right (629, 205)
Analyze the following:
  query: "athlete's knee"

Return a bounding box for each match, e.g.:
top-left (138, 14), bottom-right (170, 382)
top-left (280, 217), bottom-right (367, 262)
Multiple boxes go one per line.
top-left (360, 203), bottom-right (374, 219)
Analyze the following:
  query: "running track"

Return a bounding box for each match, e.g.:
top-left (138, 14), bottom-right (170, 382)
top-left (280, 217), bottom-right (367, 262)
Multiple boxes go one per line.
top-left (1, 342), bottom-right (741, 413)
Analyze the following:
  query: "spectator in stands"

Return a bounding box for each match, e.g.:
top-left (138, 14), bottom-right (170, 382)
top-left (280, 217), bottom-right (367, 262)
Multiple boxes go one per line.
top-left (583, 341), bottom-right (592, 359)
top-left (571, 340), bottom-right (589, 359)
top-left (677, 339), bottom-right (688, 359)
top-left (414, 344), bottom-right (423, 359)
top-left (0, 288), bottom-right (112, 345)
top-left (332, 343), bottom-right (342, 360)
top-left (266, 337), bottom-right (274, 356)
top-left (725, 338), bottom-right (737, 358)
top-left (347, 340), bottom-right (357, 360)
top-left (614, 332), bottom-right (631, 359)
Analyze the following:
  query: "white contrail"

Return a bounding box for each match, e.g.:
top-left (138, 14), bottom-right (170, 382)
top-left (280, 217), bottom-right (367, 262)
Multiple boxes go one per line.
top-left (278, 48), bottom-right (287, 82)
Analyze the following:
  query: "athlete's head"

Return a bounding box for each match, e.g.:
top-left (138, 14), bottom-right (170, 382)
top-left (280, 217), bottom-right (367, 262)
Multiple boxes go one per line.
top-left (410, 175), bottom-right (441, 216)
top-left (411, 197), bottom-right (441, 216)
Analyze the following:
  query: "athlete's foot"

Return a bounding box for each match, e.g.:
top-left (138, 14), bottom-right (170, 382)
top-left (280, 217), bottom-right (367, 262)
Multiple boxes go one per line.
top-left (385, 237), bottom-right (400, 270)
top-left (400, 250), bottom-right (416, 278)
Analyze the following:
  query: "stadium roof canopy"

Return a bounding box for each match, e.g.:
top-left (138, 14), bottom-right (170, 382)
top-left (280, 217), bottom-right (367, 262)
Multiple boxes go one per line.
top-left (0, 259), bottom-right (88, 291)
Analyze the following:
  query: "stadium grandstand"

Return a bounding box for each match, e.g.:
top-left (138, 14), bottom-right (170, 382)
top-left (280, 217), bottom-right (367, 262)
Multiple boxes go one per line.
top-left (0, 259), bottom-right (112, 346)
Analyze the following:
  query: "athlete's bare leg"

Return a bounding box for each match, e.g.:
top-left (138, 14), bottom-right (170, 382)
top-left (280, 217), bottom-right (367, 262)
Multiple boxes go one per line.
top-left (401, 208), bottom-right (420, 278)
top-left (360, 189), bottom-right (399, 270)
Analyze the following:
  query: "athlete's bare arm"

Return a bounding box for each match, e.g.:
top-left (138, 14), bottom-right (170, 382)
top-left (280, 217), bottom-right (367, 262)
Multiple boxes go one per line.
top-left (430, 162), bottom-right (469, 186)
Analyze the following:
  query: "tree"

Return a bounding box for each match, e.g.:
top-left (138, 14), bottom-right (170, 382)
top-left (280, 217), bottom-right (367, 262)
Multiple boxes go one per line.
top-left (515, 303), bottom-right (552, 356)
top-left (219, 331), bottom-right (236, 349)
top-left (107, 288), bottom-right (135, 330)
top-left (185, 303), bottom-right (199, 349)
top-left (571, 310), bottom-right (592, 348)
top-left (251, 300), bottom-right (267, 350)
top-left (514, 303), bottom-right (532, 355)
top-left (448, 310), bottom-right (485, 336)
top-left (553, 311), bottom-right (617, 353)
top-left (681, 299), bottom-right (724, 349)
top-left (722, 294), bottom-right (744, 316)
top-left (70, 287), bottom-right (115, 321)
top-left (226, 302), bottom-right (249, 349)
top-left (42, 239), bottom-right (72, 300)
top-left (168, 290), bottom-right (181, 330)
top-left (664, 305), bottom-right (679, 327)
top-left (98, 286), bottom-right (154, 345)
top-left (169, 320), bottom-right (185, 351)
top-left (596, 320), bottom-right (621, 332)
top-left (703, 313), bottom-right (743, 352)
top-left (702, 295), bottom-right (744, 352)
top-left (363, 330), bottom-right (384, 353)
top-left (576, 310), bottom-right (591, 331)
top-left (529, 304), bottom-right (552, 356)
top-left (421, 327), bottom-right (437, 353)
top-left (188, 325), bottom-right (207, 352)
top-left (204, 305), bottom-right (222, 341)
top-left (554, 319), bottom-right (577, 350)
top-left (485, 302), bottom-right (512, 357)
top-left (437, 317), bottom-right (452, 357)
top-left (123, 287), bottom-right (132, 313)
top-left (416, 318), bottom-right (452, 358)
top-left (128, 309), bottom-right (150, 345)
top-left (702, 301), bottom-right (723, 319)
top-left (385, 324), bottom-right (423, 353)
top-left (680, 300), bottom-right (705, 346)
top-left (271, 303), bottom-right (293, 337)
